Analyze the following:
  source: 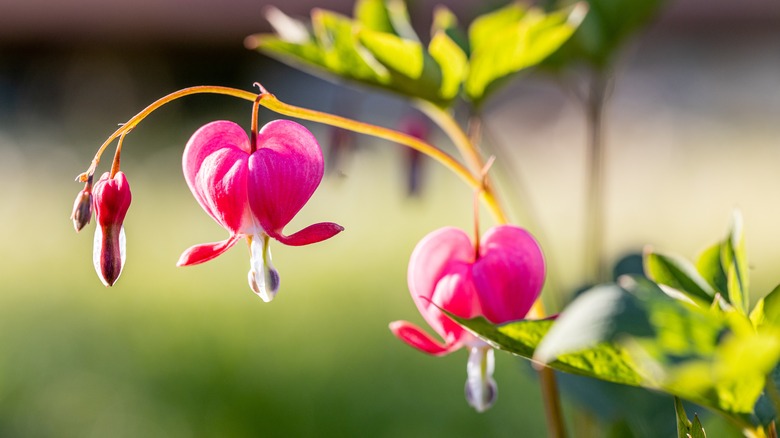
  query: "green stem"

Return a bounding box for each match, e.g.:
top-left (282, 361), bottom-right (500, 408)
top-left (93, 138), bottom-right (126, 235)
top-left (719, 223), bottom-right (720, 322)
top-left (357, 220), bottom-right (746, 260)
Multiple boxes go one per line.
top-left (413, 100), bottom-right (508, 225)
top-left (463, 108), bottom-right (566, 438)
top-left (79, 85), bottom-right (505, 222)
top-left (584, 74), bottom-right (609, 285)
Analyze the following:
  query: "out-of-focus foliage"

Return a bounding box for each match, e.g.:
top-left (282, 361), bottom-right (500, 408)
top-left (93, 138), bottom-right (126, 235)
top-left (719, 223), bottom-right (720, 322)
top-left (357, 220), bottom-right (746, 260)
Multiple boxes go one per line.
top-left (542, 0), bottom-right (666, 70)
top-left (247, 0), bottom-right (584, 108)
top-left (675, 397), bottom-right (707, 438)
top-left (452, 216), bottom-right (780, 430)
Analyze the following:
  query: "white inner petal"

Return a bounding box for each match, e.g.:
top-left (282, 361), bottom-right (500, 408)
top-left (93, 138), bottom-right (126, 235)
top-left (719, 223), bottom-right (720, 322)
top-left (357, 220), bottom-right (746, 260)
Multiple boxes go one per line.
top-left (465, 346), bottom-right (497, 413)
top-left (247, 233), bottom-right (279, 302)
top-left (92, 226), bottom-right (126, 287)
top-left (92, 226), bottom-right (106, 286)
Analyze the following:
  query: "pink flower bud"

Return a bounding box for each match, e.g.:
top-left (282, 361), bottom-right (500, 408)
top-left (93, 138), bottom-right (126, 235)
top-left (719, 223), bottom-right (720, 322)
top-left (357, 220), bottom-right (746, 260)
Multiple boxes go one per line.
top-left (92, 171), bottom-right (132, 286)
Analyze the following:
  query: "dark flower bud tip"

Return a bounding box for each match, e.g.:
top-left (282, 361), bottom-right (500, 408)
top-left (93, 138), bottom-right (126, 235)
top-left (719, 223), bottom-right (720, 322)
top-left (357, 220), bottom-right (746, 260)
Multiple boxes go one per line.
top-left (71, 185), bottom-right (93, 232)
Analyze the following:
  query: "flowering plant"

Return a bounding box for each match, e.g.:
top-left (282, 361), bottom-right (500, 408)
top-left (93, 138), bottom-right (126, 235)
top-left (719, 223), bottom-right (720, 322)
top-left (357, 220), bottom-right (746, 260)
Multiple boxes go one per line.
top-left (69, 0), bottom-right (780, 436)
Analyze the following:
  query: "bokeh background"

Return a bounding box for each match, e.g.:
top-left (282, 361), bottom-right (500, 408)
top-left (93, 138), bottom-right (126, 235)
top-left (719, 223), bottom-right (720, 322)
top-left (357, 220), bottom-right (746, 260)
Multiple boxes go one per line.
top-left (1, 0), bottom-right (779, 436)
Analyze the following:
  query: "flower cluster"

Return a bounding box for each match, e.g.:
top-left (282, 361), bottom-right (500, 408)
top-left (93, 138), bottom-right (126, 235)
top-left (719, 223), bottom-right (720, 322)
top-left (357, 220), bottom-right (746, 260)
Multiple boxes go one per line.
top-left (73, 114), bottom-right (342, 301)
top-left (71, 86), bottom-right (545, 414)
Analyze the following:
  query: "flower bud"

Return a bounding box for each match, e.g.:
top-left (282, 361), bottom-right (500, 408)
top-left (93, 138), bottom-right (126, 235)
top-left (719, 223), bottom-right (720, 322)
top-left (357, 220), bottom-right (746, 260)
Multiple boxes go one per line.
top-left (71, 186), bottom-right (93, 232)
top-left (92, 171), bottom-right (132, 286)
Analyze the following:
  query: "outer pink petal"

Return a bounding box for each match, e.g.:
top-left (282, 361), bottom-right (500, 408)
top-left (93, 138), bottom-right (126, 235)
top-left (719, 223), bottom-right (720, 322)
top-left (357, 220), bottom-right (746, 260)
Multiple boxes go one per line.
top-left (389, 321), bottom-right (461, 356)
top-left (183, 121), bottom-right (252, 234)
top-left (269, 221), bottom-right (344, 246)
top-left (472, 225), bottom-right (545, 323)
top-left (408, 227), bottom-right (481, 343)
top-left (247, 120), bottom-right (324, 237)
top-left (177, 235), bottom-right (242, 266)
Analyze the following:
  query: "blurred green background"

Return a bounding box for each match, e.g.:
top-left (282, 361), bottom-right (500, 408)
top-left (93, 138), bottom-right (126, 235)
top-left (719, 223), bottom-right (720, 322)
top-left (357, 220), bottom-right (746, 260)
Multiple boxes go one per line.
top-left (1, 0), bottom-right (780, 436)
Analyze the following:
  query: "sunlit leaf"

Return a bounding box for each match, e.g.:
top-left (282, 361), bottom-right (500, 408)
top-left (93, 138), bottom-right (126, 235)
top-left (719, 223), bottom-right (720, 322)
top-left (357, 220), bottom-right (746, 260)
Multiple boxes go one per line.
top-left (446, 274), bottom-right (780, 422)
top-left (431, 6), bottom-right (469, 54)
top-left (354, 0), bottom-right (394, 33)
top-left (249, 2), bottom-right (462, 106)
top-left (721, 212), bottom-right (749, 314)
top-left (383, 0), bottom-right (419, 42)
top-left (468, 2), bottom-right (526, 55)
top-left (428, 31), bottom-right (468, 100)
top-left (446, 313), bottom-right (645, 386)
top-left (645, 250), bottom-right (716, 303)
top-left (312, 9), bottom-right (387, 82)
top-left (752, 284), bottom-right (780, 329)
top-left (465, 3), bottom-right (586, 105)
top-left (696, 242), bottom-right (728, 296)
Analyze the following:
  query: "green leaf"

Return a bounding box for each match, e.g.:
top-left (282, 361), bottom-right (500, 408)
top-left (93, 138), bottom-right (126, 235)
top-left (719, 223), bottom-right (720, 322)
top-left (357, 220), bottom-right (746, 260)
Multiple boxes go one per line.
top-left (544, 0), bottom-right (666, 70)
top-left (465, 3), bottom-right (586, 105)
top-left (753, 284), bottom-right (780, 328)
top-left (354, 0), bottom-right (394, 33)
top-left (447, 313), bottom-right (645, 387)
top-left (249, 3), bottom-right (464, 106)
top-left (721, 212), bottom-right (749, 314)
top-left (428, 31), bottom-right (468, 100)
top-left (312, 9), bottom-right (386, 82)
top-left (383, 0), bottom-right (419, 42)
top-left (468, 2), bottom-right (527, 55)
top-left (431, 6), bottom-right (469, 54)
top-left (530, 276), bottom-right (780, 419)
top-left (644, 250), bottom-right (716, 303)
top-left (358, 30), bottom-right (425, 79)
top-left (696, 242), bottom-right (728, 295)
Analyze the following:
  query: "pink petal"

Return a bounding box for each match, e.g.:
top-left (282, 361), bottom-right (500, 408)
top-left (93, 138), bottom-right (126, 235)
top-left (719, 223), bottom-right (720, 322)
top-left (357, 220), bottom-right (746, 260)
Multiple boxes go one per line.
top-left (389, 321), bottom-right (461, 356)
top-left (177, 235), bottom-right (242, 266)
top-left (268, 221), bottom-right (344, 246)
top-left (247, 120), bottom-right (324, 238)
top-left (472, 225), bottom-right (545, 323)
top-left (408, 227), bottom-right (481, 342)
top-left (183, 121), bottom-right (252, 234)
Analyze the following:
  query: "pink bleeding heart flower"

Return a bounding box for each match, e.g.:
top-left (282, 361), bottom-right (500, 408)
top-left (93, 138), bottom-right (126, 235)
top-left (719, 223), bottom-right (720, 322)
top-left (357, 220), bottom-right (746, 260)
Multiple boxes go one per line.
top-left (389, 225), bottom-right (545, 412)
top-left (92, 171), bottom-right (132, 286)
top-left (178, 119), bottom-right (343, 302)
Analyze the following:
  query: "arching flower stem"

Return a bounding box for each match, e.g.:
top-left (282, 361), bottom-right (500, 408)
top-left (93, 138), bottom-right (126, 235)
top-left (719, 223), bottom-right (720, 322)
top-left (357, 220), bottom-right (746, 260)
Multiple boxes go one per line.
top-left (77, 83), bottom-right (562, 432)
top-left (76, 85), bottom-right (505, 224)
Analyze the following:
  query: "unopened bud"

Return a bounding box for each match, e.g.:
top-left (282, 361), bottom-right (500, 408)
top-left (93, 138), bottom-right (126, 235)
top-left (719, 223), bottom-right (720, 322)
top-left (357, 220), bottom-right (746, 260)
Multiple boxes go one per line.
top-left (71, 188), bottom-right (93, 232)
top-left (92, 171), bottom-right (132, 286)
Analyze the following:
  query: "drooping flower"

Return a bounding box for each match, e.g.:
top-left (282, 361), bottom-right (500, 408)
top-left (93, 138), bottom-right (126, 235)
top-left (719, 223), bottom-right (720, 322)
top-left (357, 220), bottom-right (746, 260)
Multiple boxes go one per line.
top-left (390, 225), bottom-right (545, 411)
top-left (178, 119), bottom-right (343, 301)
top-left (92, 171), bottom-right (132, 286)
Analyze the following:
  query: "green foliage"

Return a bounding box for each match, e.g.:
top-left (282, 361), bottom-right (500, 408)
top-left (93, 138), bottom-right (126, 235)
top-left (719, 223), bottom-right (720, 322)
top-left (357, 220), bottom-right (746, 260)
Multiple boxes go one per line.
top-left (644, 250), bottom-right (715, 303)
top-left (647, 212), bottom-right (749, 314)
top-left (675, 397), bottom-right (707, 438)
top-left (448, 314), bottom-right (644, 386)
top-left (465, 3), bottom-right (585, 106)
top-left (450, 215), bottom-right (780, 428)
top-left (248, 0), bottom-right (583, 108)
top-left (543, 0), bottom-right (666, 70)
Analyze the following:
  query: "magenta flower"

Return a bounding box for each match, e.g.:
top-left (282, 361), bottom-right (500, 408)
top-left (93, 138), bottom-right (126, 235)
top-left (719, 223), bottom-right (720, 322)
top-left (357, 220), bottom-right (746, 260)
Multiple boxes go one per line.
top-left (390, 225), bottom-right (545, 411)
top-left (92, 171), bottom-right (132, 286)
top-left (178, 119), bottom-right (343, 301)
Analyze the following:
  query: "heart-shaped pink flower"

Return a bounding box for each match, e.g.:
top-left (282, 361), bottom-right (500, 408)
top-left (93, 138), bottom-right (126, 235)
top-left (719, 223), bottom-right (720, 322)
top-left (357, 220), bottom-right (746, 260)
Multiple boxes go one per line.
top-left (390, 225), bottom-right (545, 411)
top-left (178, 119), bottom-right (343, 301)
